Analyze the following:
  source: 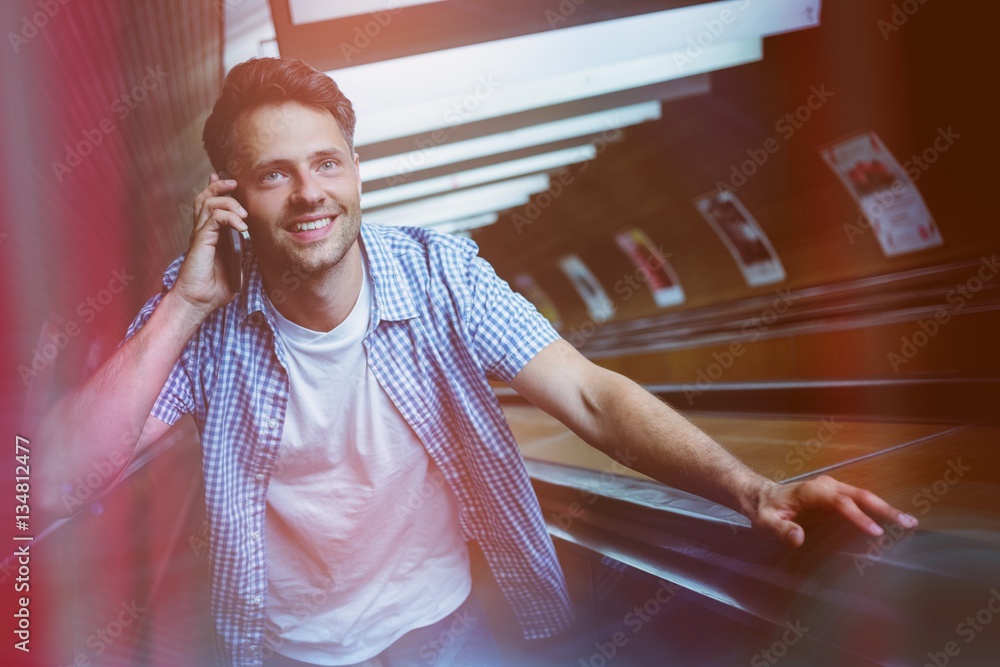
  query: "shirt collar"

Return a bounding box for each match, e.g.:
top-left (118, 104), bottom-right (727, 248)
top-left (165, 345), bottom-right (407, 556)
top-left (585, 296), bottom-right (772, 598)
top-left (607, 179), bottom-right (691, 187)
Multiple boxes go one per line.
top-left (237, 222), bottom-right (419, 326)
top-left (359, 222), bottom-right (420, 323)
top-left (238, 248), bottom-right (268, 326)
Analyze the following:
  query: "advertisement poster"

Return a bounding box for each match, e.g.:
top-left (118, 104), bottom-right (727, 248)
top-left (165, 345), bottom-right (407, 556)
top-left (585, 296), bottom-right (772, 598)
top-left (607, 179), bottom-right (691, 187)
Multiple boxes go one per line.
top-left (512, 274), bottom-right (562, 329)
top-left (612, 228), bottom-right (686, 307)
top-left (557, 255), bottom-right (615, 323)
top-left (820, 131), bottom-right (943, 256)
top-left (694, 190), bottom-right (786, 287)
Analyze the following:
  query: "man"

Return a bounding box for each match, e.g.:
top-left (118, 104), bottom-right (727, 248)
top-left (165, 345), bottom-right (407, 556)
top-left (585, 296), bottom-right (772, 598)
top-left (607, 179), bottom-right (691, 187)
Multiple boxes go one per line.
top-left (37, 58), bottom-right (917, 667)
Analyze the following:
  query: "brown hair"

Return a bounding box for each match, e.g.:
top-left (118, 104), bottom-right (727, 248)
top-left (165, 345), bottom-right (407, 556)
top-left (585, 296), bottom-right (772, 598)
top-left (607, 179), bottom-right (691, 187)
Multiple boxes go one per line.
top-left (202, 57), bottom-right (356, 173)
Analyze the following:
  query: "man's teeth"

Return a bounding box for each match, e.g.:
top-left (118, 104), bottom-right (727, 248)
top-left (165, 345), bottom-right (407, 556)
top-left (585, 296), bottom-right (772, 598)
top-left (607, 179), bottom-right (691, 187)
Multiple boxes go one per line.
top-left (294, 217), bottom-right (332, 232)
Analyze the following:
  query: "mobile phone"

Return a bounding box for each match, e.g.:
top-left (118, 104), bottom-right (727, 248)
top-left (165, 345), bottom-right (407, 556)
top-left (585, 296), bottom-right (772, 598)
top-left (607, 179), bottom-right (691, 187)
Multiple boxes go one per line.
top-left (217, 171), bottom-right (245, 292)
top-left (219, 225), bottom-right (244, 292)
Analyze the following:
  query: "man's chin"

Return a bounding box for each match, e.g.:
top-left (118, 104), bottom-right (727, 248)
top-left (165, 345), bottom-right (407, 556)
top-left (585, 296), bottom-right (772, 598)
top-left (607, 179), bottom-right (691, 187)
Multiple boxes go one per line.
top-left (281, 245), bottom-right (336, 273)
top-left (280, 239), bottom-right (356, 279)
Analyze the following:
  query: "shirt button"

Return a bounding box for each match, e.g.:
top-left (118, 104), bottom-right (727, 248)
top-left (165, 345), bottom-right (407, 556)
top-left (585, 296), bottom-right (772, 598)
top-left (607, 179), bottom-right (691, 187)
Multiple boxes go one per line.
top-left (247, 644), bottom-right (258, 653)
top-left (267, 419), bottom-right (279, 429)
top-left (255, 474), bottom-right (265, 482)
top-left (251, 532), bottom-right (261, 542)
top-left (253, 595), bottom-right (263, 606)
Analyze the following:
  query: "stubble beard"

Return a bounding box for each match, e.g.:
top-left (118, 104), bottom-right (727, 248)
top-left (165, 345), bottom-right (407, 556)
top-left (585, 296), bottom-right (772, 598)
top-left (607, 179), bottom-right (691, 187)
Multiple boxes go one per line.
top-left (278, 197), bottom-right (361, 268)
top-left (255, 200), bottom-right (363, 284)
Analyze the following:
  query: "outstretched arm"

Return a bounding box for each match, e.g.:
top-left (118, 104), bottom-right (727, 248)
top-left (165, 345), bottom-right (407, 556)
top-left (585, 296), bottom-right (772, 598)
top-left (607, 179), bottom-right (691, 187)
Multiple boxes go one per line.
top-left (509, 339), bottom-right (918, 547)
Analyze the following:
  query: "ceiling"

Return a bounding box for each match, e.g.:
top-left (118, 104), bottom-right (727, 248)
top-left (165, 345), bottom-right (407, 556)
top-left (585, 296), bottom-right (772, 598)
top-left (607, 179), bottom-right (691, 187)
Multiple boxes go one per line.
top-left (225, 0), bottom-right (824, 234)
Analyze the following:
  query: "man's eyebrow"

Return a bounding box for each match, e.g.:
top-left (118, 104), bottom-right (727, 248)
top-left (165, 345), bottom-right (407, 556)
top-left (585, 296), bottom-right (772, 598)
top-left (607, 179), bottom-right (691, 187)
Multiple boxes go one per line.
top-left (251, 148), bottom-right (349, 173)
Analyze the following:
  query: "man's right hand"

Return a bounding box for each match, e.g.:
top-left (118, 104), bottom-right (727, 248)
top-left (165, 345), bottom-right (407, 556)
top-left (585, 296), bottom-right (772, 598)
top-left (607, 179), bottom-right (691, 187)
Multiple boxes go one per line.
top-left (172, 173), bottom-right (249, 317)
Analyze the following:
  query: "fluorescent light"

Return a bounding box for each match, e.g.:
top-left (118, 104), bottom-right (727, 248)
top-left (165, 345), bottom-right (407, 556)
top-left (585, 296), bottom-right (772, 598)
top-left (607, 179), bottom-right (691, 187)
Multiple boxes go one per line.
top-left (359, 102), bottom-right (660, 182)
top-left (371, 193), bottom-right (527, 229)
top-left (362, 145), bottom-right (596, 210)
top-left (223, 0), bottom-right (278, 73)
top-left (334, 0), bottom-right (815, 110)
top-left (344, 38), bottom-right (760, 145)
top-left (428, 213), bottom-right (499, 234)
top-left (289, 0), bottom-right (446, 25)
top-left (364, 174), bottom-right (549, 228)
top-left (329, 0), bottom-right (820, 145)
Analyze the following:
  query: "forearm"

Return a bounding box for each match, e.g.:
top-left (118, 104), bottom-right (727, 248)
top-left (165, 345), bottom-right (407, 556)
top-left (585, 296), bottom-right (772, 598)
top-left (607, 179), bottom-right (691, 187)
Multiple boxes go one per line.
top-left (514, 341), bottom-right (913, 546)
top-left (34, 291), bottom-right (205, 516)
top-left (583, 371), bottom-right (771, 518)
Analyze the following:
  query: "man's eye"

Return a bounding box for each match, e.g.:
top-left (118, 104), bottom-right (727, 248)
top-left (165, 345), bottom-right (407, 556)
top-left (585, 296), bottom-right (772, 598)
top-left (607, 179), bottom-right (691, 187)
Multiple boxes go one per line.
top-left (320, 160), bottom-right (336, 170)
top-left (262, 171), bottom-right (281, 181)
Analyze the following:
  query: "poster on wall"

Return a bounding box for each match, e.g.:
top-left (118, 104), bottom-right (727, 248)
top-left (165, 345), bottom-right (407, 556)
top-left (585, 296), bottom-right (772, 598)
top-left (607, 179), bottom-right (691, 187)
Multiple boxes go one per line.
top-left (613, 228), bottom-right (686, 307)
top-left (820, 131), bottom-right (942, 256)
top-left (694, 190), bottom-right (786, 287)
top-left (513, 273), bottom-right (562, 329)
top-left (557, 255), bottom-right (615, 323)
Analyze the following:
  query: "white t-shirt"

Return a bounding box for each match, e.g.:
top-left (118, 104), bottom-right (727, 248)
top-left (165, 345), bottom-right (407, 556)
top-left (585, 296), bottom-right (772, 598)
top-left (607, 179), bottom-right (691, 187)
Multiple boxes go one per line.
top-left (262, 255), bottom-right (471, 665)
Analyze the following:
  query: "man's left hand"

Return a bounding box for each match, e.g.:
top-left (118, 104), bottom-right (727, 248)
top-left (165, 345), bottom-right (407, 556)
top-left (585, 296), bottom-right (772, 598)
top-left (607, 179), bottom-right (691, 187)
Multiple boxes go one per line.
top-left (749, 475), bottom-right (919, 548)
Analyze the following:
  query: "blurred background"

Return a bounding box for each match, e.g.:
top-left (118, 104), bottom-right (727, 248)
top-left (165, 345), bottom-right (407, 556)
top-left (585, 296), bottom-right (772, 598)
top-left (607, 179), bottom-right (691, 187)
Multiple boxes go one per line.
top-left (2, 1), bottom-right (999, 665)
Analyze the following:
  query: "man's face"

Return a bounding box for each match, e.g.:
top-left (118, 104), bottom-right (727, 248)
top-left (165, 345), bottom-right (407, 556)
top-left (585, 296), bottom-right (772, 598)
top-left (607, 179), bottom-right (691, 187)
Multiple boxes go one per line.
top-left (232, 101), bottom-right (362, 282)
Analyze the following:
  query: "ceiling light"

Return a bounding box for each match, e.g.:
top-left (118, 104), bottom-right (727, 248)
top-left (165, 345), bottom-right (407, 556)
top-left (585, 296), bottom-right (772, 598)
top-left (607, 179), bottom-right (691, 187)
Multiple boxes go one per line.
top-left (365, 174), bottom-right (549, 227)
top-left (428, 213), bottom-right (499, 234)
top-left (362, 145), bottom-right (596, 210)
top-left (342, 39), bottom-right (760, 145)
top-left (329, 0), bottom-right (819, 145)
top-left (288, 0), bottom-right (446, 25)
top-left (359, 102), bottom-right (659, 182)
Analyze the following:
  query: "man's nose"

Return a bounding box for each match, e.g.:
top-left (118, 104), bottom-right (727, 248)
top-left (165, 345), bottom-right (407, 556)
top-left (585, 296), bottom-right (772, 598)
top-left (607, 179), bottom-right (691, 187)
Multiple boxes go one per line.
top-left (290, 174), bottom-right (325, 206)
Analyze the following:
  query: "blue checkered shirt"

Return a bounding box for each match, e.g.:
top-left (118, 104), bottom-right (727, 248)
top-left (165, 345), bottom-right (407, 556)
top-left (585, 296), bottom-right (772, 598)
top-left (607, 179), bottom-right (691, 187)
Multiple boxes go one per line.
top-left (123, 223), bottom-right (573, 666)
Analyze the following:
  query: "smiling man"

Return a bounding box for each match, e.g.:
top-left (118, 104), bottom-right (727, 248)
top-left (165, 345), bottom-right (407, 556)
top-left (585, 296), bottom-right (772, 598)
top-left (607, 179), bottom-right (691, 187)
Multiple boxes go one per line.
top-left (37, 58), bottom-right (917, 667)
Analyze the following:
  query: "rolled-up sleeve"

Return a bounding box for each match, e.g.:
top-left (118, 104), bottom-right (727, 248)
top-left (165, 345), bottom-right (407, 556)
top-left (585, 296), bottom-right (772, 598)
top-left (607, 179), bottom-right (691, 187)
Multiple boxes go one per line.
top-left (119, 255), bottom-right (197, 425)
